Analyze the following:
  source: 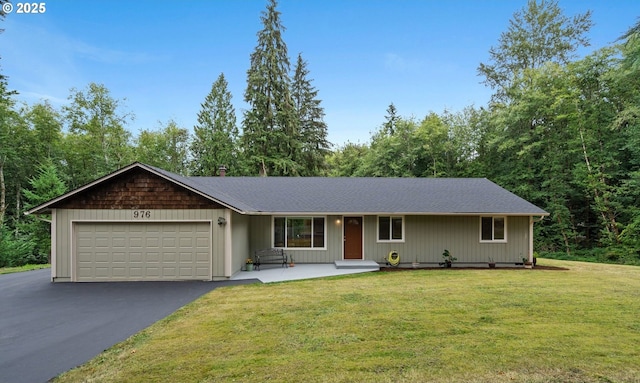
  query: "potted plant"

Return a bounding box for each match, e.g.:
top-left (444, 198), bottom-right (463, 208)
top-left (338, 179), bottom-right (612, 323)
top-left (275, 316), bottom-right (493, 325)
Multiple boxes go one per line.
top-left (412, 255), bottom-right (420, 269)
top-left (488, 257), bottom-right (496, 269)
top-left (522, 257), bottom-right (533, 269)
top-left (289, 255), bottom-right (295, 267)
top-left (442, 249), bottom-right (457, 268)
top-left (245, 258), bottom-right (254, 272)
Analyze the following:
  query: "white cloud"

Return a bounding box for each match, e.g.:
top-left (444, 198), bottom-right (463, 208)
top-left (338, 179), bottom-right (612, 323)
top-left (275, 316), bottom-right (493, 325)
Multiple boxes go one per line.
top-left (384, 53), bottom-right (424, 72)
top-left (3, 17), bottom-right (162, 109)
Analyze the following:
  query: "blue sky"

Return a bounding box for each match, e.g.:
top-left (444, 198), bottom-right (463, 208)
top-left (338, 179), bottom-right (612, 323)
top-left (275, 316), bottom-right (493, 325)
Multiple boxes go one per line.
top-left (2, 0), bottom-right (638, 146)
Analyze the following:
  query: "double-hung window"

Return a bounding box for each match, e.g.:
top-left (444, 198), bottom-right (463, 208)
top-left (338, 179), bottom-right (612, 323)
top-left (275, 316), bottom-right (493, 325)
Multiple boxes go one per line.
top-left (480, 216), bottom-right (507, 242)
top-left (378, 216), bottom-right (404, 242)
top-left (274, 217), bottom-right (325, 249)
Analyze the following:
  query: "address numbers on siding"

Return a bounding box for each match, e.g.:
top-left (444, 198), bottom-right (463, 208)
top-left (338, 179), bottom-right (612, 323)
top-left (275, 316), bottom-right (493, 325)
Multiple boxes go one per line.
top-left (132, 210), bottom-right (151, 219)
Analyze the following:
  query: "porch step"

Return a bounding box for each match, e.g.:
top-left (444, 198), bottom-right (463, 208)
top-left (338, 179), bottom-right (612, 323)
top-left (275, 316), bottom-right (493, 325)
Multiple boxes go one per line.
top-left (334, 260), bottom-right (380, 270)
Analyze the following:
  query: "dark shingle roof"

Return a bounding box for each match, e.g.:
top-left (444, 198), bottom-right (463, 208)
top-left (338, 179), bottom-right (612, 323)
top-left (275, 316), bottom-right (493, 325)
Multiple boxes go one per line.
top-left (179, 176), bottom-right (548, 215)
top-left (26, 163), bottom-right (548, 216)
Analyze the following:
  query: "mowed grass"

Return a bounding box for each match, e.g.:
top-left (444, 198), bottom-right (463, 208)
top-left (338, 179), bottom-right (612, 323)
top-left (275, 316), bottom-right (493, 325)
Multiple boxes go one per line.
top-left (0, 263), bottom-right (50, 274)
top-left (55, 259), bottom-right (640, 383)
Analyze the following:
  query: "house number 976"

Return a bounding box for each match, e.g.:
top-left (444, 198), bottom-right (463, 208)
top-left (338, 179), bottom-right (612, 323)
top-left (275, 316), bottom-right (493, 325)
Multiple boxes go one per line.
top-left (133, 210), bottom-right (151, 219)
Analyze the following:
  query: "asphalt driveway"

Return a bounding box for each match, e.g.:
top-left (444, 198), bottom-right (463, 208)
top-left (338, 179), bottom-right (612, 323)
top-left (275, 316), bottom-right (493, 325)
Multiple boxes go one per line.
top-left (0, 269), bottom-right (258, 383)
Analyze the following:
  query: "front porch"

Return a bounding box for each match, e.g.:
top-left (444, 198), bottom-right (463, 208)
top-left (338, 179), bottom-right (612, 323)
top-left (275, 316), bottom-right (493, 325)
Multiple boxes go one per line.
top-left (231, 261), bottom-right (380, 283)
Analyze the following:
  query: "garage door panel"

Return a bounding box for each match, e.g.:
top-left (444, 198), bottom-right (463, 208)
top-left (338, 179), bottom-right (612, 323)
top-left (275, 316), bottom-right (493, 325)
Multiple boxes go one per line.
top-left (179, 237), bottom-right (194, 247)
top-left (162, 238), bottom-right (176, 248)
top-left (112, 267), bottom-right (127, 277)
top-left (145, 237), bottom-right (159, 247)
top-left (196, 252), bottom-right (209, 262)
top-left (130, 252), bottom-right (143, 262)
top-left (112, 237), bottom-right (126, 248)
top-left (129, 267), bottom-right (143, 277)
top-left (195, 267), bottom-right (209, 278)
top-left (75, 222), bottom-right (211, 281)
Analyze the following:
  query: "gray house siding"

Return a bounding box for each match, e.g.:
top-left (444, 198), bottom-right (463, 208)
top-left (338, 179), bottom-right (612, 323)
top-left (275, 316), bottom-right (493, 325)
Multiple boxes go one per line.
top-left (363, 215), bottom-right (530, 265)
top-left (243, 214), bottom-right (531, 267)
top-left (231, 211), bottom-right (250, 275)
top-left (248, 215), bottom-right (342, 263)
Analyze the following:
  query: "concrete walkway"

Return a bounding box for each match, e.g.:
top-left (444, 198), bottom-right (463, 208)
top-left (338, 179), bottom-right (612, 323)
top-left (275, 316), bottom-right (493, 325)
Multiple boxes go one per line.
top-left (232, 262), bottom-right (380, 283)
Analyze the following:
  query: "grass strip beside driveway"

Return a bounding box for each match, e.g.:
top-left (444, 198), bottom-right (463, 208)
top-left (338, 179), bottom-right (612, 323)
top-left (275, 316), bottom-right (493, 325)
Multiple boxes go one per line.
top-left (54, 259), bottom-right (640, 383)
top-left (0, 264), bottom-right (50, 275)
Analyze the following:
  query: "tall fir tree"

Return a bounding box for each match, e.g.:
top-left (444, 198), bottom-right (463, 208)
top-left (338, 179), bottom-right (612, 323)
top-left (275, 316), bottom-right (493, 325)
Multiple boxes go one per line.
top-left (242, 0), bottom-right (300, 176)
top-left (383, 103), bottom-right (398, 136)
top-left (292, 53), bottom-right (331, 176)
top-left (191, 73), bottom-right (239, 176)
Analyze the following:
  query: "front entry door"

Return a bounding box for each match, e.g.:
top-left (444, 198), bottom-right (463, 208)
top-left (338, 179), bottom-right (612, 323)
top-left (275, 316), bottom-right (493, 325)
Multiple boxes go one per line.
top-left (344, 216), bottom-right (363, 260)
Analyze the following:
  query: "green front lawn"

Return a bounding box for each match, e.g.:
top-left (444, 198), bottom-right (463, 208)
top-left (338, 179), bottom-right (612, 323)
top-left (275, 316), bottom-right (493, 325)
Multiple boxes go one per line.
top-left (55, 259), bottom-right (640, 383)
top-left (0, 264), bottom-right (50, 275)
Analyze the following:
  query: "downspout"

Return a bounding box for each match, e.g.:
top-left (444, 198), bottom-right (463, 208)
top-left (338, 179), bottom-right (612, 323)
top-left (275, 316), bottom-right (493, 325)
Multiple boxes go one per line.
top-left (529, 216), bottom-right (545, 264)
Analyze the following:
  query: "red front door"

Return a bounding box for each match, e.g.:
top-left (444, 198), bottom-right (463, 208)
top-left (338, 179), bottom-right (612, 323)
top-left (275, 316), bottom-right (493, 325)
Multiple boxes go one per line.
top-left (343, 216), bottom-right (363, 259)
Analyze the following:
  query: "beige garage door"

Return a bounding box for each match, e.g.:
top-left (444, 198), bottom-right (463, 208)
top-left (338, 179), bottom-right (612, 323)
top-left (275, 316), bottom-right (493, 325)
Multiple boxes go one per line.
top-left (75, 222), bottom-right (211, 281)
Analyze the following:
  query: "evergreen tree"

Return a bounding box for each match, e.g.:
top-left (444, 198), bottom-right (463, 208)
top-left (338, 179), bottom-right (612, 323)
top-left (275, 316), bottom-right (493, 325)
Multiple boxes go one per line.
top-left (292, 53), bottom-right (331, 176)
top-left (242, 0), bottom-right (300, 176)
top-left (191, 73), bottom-right (239, 176)
top-left (383, 103), bottom-right (398, 136)
top-left (21, 159), bottom-right (66, 263)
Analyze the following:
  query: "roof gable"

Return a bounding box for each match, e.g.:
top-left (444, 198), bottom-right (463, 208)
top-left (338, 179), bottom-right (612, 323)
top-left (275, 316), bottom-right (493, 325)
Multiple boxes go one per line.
top-left (26, 163), bottom-right (228, 214)
top-left (52, 168), bottom-right (222, 210)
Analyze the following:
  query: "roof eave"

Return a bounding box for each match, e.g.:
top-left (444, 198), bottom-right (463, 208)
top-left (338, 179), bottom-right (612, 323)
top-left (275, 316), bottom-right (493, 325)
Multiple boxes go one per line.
top-left (246, 211), bottom-right (550, 216)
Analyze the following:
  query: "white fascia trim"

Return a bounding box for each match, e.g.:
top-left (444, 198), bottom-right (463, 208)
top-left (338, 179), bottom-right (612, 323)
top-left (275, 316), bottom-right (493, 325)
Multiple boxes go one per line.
top-left (252, 211), bottom-right (549, 217)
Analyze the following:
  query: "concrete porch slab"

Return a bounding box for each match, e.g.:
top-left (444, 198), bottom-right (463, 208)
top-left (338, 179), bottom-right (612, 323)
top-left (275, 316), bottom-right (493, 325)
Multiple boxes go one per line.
top-left (334, 260), bottom-right (381, 269)
top-left (231, 263), bottom-right (379, 283)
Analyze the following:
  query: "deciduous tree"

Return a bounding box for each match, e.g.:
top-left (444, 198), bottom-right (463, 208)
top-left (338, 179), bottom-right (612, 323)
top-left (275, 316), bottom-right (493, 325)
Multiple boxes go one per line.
top-left (63, 83), bottom-right (134, 186)
top-left (478, 0), bottom-right (592, 102)
top-left (136, 120), bottom-right (190, 175)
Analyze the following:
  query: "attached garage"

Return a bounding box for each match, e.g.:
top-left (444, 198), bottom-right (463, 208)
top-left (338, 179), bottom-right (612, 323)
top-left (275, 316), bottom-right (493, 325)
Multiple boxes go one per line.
top-left (25, 164), bottom-right (234, 282)
top-left (74, 222), bottom-right (211, 281)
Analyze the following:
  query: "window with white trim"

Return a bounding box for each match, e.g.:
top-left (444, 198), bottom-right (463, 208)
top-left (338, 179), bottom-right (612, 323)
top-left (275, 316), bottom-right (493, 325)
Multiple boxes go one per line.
top-left (378, 216), bottom-right (404, 242)
top-left (480, 216), bottom-right (506, 242)
top-left (274, 217), bottom-right (326, 249)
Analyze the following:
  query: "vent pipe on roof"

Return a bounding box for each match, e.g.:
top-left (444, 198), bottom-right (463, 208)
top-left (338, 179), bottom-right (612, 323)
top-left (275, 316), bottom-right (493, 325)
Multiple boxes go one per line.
top-left (219, 165), bottom-right (227, 177)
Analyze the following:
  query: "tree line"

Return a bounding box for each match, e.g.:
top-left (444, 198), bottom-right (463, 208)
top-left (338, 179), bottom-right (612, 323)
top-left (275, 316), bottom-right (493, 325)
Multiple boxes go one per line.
top-left (1, 0), bottom-right (640, 266)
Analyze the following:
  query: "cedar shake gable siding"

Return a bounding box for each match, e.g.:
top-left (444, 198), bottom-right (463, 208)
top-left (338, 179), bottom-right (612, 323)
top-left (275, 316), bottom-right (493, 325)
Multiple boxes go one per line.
top-left (53, 168), bottom-right (222, 210)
